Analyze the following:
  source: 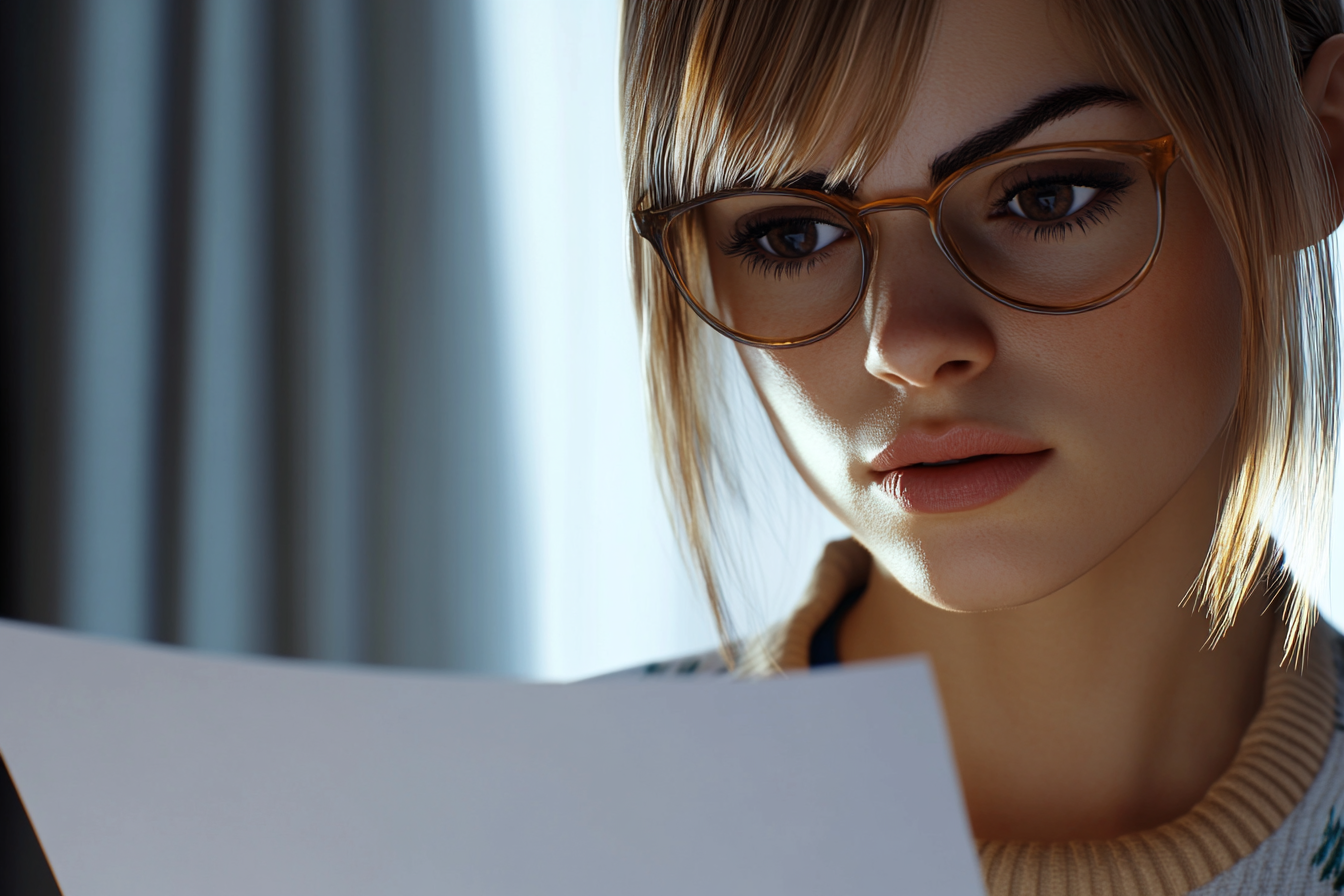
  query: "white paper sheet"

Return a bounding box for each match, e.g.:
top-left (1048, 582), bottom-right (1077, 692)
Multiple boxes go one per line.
top-left (0, 619), bottom-right (983, 896)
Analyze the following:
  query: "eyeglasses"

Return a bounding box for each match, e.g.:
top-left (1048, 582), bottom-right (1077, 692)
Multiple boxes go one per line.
top-left (632, 135), bottom-right (1180, 347)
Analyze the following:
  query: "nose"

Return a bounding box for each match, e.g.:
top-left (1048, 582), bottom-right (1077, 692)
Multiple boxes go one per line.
top-left (861, 208), bottom-right (997, 389)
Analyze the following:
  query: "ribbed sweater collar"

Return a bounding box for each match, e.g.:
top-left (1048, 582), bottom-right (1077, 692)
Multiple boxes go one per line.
top-left (741, 539), bottom-right (1338, 896)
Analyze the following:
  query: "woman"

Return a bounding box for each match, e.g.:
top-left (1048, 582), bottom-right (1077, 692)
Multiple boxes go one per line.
top-left (619, 0), bottom-right (1344, 892)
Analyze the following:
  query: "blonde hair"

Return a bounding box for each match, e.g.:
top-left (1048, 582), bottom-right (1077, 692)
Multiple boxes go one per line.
top-left (620, 0), bottom-right (1342, 662)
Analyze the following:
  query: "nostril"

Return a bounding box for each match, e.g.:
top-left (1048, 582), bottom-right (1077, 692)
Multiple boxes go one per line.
top-left (937, 359), bottom-right (975, 378)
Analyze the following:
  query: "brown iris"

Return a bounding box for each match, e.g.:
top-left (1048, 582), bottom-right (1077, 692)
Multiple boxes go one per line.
top-left (1014, 183), bottom-right (1075, 221)
top-left (763, 221), bottom-right (825, 257)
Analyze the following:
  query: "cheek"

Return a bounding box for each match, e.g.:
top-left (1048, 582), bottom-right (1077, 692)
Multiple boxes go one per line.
top-left (735, 325), bottom-right (890, 515)
top-left (1005, 164), bottom-right (1242, 448)
top-left (1062, 185), bottom-right (1241, 464)
top-left (736, 340), bottom-right (857, 504)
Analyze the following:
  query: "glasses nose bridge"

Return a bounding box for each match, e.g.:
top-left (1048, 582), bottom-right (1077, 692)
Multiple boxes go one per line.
top-left (856, 196), bottom-right (944, 262)
top-left (857, 197), bottom-right (939, 243)
top-left (857, 195), bottom-right (936, 218)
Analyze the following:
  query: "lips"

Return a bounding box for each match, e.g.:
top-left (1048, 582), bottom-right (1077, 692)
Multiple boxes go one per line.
top-left (872, 427), bottom-right (1051, 514)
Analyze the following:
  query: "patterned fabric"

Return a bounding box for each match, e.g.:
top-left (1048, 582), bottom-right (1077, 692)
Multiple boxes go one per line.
top-left (603, 539), bottom-right (1344, 895)
top-left (1184, 631), bottom-right (1344, 896)
top-left (589, 650), bottom-right (731, 679)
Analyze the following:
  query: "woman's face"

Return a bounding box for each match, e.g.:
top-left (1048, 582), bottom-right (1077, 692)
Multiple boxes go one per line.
top-left (736, 0), bottom-right (1242, 611)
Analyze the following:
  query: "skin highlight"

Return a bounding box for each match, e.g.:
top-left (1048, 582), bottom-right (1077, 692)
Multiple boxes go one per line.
top-left (731, 0), bottom-right (1344, 841)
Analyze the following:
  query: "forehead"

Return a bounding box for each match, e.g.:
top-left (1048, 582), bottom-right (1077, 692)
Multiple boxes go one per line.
top-left (854, 0), bottom-right (1122, 195)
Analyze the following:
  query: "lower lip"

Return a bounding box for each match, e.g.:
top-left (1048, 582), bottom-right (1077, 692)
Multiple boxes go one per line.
top-left (880, 451), bottom-right (1051, 514)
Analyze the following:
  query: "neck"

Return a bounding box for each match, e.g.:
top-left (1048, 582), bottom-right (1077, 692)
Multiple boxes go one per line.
top-left (839, 442), bottom-right (1275, 842)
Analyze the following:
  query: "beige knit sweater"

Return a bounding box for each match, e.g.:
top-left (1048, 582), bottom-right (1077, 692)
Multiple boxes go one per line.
top-left (624, 539), bottom-right (1344, 896)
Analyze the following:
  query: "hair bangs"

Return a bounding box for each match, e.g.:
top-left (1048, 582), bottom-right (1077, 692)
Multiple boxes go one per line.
top-left (650, 0), bottom-right (937, 206)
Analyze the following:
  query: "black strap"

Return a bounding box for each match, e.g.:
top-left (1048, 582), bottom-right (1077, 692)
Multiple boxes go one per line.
top-left (808, 586), bottom-right (866, 667)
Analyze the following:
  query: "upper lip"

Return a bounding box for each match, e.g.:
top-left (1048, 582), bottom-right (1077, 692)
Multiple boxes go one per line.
top-left (871, 426), bottom-right (1049, 472)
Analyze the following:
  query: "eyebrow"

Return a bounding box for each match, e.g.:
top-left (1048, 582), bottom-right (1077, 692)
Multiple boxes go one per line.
top-left (928, 84), bottom-right (1136, 184)
top-left (769, 84), bottom-right (1135, 200)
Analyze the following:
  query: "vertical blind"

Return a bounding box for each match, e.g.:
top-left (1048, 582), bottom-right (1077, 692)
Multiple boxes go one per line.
top-left (6, 0), bottom-right (533, 672)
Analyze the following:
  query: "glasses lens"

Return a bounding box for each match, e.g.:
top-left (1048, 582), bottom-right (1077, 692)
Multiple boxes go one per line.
top-left (940, 149), bottom-right (1158, 309)
top-left (664, 194), bottom-right (863, 343)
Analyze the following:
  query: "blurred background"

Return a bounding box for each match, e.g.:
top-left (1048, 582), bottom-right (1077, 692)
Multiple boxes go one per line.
top-left (0, 0), bottom-right (845, 686)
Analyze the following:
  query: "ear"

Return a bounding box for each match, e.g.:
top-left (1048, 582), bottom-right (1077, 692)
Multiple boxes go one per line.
top-left (1301, 33), bottom-right (1344, 225)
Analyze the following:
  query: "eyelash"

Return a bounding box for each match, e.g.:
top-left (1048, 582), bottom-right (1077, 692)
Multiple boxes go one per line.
top-left (720, 215), bottom-right (847, 280)
top-left (990, 171), bottom-right (1136, 242)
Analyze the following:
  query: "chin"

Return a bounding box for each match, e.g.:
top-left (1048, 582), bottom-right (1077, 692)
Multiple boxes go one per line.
top-left (863, 527), bottom-right (1106, 614)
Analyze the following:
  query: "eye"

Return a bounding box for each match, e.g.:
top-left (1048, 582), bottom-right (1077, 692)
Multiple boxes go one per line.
top-left (756, 220), bottom-right (848, 257)
top-left (1006, 183), bottom-right (1099, 222)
